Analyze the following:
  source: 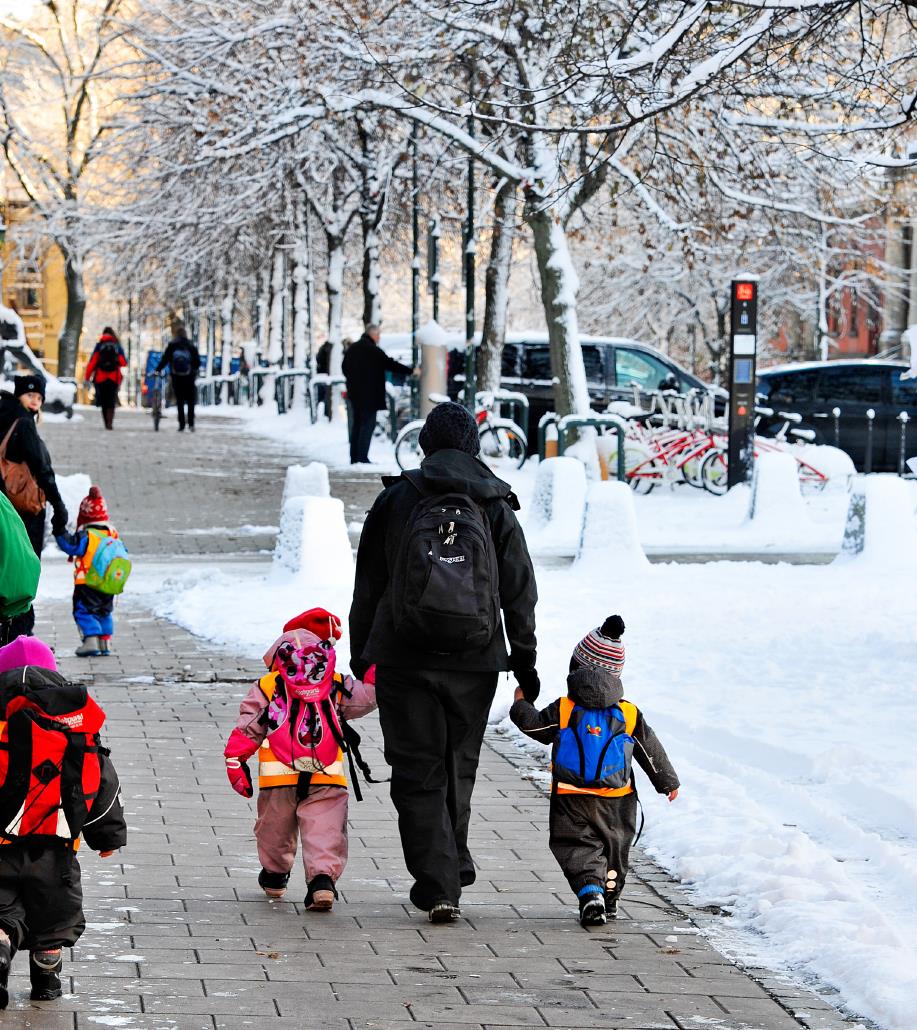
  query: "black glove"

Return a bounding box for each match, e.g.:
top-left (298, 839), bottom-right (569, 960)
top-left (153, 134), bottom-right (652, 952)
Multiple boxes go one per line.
top-left (51, 508), bottom-right (68, 537)
top-left (601, 614), bottom-right (625, 639)
top-left (515, 668), bottom-right (541, 704)
top-left (350, 657), bottom-right (369, 681)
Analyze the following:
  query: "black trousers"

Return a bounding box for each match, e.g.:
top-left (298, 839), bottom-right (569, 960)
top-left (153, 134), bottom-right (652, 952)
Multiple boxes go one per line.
top-left (376, 666), bottom-right (498, 908)
top-left (0, 844), bottom-right (85, 954)
top-left (172, 375), bottom-right (196, 429)
top-left (349, 404), bottom-right (377, 463)
top-left (549, 791), bottom-right (638, 898)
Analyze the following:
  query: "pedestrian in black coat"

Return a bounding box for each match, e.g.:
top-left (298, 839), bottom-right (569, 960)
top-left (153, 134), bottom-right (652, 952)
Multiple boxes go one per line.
top-left (156, 326), bottom-right (201, 432)
top-left (341, 326), bottom-right (414, 463)
top-left (349, 401), bottom-right (539, 921)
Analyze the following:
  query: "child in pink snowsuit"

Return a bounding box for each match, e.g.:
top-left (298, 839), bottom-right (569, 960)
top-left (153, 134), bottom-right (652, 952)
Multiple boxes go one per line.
top-left (223, 607), bottom-right (377, 911)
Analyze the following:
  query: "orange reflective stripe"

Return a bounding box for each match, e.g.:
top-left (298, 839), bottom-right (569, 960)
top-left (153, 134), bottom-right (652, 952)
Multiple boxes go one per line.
top-left (556, 782), bottom-right (634, 797)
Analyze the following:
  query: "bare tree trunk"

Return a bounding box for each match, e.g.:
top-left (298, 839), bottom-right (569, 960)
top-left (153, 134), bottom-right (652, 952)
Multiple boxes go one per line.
top-left (480, 179), bottom-right (517, 393)
top-left (57, 255), bottom-right (85, 378)
top-left (526, 201), bottom-right (590, 417)
top-left (361, 224), bottom-right (381, 329)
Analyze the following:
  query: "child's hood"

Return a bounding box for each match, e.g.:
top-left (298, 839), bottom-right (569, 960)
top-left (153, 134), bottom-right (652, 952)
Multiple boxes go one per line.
top-left (262, 628), bottom-right (324, 669)
top-left (566, 666), bottom-right (624, 708)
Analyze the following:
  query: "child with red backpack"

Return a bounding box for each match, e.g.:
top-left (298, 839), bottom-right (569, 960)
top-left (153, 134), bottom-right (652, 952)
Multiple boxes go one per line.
top-left (0, 635), bottom-right (127, 1008)
top-left (223, 607), bottom-right (378, 911)
top-left (510, 615), bottom-right (680, 927)
top-left (55, 485), bottom-right (131, 658)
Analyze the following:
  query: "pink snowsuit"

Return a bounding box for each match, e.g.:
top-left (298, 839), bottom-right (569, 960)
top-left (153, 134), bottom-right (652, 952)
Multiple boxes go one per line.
top-left (230, 629), bottom-right (377, 883)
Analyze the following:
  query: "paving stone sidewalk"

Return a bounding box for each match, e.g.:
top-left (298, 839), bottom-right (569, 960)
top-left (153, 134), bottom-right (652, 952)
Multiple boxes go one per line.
top-left (0, 596), bottom-right (860, 1030)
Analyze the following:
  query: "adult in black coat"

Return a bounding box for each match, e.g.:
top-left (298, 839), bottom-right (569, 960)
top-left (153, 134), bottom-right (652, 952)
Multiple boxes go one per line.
top-left (349, 402), bottom-right (539, 920)
top-left (341, 326), bottom-right (414, 463)
top-left (156, 326), bottom-right (201, 432)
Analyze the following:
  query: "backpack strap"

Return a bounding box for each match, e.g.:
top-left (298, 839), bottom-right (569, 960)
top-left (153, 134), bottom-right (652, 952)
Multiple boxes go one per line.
top-left (618, 700), bottom-right (638, 737)
top-left (558, 696), bottom-right (575, 730)
top-left (257, 673), bottom-right (279, 702)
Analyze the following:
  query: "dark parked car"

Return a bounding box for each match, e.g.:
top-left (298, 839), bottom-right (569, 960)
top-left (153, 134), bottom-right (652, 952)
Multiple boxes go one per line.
top-left (449, 334), bottom-right (719, 444)
top-left (756, 360), bottom-right (917, 471)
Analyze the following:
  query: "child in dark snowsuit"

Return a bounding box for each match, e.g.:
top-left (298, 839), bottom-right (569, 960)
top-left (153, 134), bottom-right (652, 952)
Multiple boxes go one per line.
top-left (55, 485), bottom-right (125, 658)
top-left (510, 615), bottom-right (679, 927)
top-left (224, 607), bottom-right (377, 911)
top-left (0, 635), bottom-right (127, 1008)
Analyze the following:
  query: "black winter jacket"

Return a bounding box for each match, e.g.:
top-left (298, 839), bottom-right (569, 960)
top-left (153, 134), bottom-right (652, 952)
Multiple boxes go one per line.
top-left (341, 334), bottom-right (412, 410)
top-left (350, 448), bottom-right (538, 675)
top-left (0, 392), bottom-right (67, 522)
top-left (156, 338), bottom-right (201, 378)
top-left (0, 666), bottom-right (128, 852)
top-left (510, 666), bottom-right (680, 795)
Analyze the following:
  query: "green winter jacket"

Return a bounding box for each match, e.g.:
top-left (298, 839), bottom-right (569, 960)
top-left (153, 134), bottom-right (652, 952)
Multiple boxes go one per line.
top-left (0, 492), bottom-right (40, 619)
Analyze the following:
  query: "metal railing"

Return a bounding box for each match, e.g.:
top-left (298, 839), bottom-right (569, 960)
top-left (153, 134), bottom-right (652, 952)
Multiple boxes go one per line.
top-left (556, 413), bottom-right (628, 481)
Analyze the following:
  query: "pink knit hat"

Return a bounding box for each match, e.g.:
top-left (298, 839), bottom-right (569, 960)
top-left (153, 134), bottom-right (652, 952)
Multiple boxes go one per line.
top-left (0, 635), bottom-right (58, 673)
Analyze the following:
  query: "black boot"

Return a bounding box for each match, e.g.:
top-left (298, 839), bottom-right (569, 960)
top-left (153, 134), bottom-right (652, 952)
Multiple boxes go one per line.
top-left (304, 874), bottom-right (337, 911)
top-left (428, 900), bottom-right (461, 924)
top-left (605, 893), bottom-right (619, 918)
top-left (579, 892), bottom-right (607, 927)
top-left (258, 868), bottom-right (290, 899)
top-left (0, 938), bottom-right (11, 1010)
top-left (29, 949), bottom-right (63, 1001)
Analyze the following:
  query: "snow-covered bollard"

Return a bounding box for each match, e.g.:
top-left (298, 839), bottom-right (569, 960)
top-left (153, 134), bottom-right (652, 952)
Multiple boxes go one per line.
top-left (837, 475), bottom-right (917, 566)
top-left (526, 457), bottom-right (587, 557)
top-left (273, 495), bottom-right (353, 581)
top-left (575, 481), bottom-right (649, 571)
top-left (747, 452), bottom-right (809, 527)
top-left (280, 462), bottom-right (330, 507)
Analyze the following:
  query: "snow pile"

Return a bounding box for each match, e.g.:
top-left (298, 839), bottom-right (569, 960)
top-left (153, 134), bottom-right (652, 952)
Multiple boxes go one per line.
top-left (744, 451), bottom-right (823, 550)
top-left (56, 473), bottom-right (92, 531)
top-left (524, 456), bottom-right (587, 556)
top-left (837, 474), bottom-right (917, 568)
top-left (280, 462), bottom-right (330, 505)
top-left (575, 480), bottom-right (649, 571)
top-left (273, 495), bottom-right (352, 582)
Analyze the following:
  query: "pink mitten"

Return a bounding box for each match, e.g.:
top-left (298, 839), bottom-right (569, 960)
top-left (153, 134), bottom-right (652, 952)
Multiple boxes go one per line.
top-left (362, 664), bottom-right (376, 686)
top-left (224, 728), bottom-right (257, 798)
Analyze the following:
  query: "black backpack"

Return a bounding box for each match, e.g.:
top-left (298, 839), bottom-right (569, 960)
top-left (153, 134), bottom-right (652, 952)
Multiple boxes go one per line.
top-left (96, 342), bottom-right (120, 373)
top-left (389, 471), bottom-right (501, 653)
top-left (170, 343), bottom-right (193, 376)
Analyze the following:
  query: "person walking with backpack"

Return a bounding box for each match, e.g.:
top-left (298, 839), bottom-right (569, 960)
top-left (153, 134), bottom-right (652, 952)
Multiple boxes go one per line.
top-left (83, 327), bottom-right (127, 430)
top-left (0, 634), bottom-right (127, 1008)
top-left (510, 616), bottom-right (680, 927)
top-left (349, 402), bottom-right (539, 923)
top-left (0, 493), bottom-right (40, 647)
top-left (156, 325), bottom-right (201, 432)
top-left (223, 608), bottom-right (379, 912)
top-left (55, 485), bottom-right (131, 658)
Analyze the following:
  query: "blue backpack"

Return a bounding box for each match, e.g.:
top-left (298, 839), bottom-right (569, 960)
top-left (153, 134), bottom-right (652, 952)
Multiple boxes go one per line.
top-left (552, 698), bottom-right (637, 791)
top-left (84, 530), bottom-right (132, 595)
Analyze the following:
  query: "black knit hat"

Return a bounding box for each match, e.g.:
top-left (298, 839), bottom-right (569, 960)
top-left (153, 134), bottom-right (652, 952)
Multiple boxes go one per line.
top-left (14, 374), bottom-right (46, 400)
top-left (418, 401), bottom-right (480, 456)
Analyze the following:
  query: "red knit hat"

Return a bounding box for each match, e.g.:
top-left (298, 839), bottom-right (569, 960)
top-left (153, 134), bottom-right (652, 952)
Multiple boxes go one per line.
top-left (282, 607), bottom-right (342, 641)
top-left (77, 485), bottom-right (109, 528)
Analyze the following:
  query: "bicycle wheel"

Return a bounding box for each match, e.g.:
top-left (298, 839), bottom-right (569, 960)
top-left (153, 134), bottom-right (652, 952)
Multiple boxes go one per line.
top-left (700, 448), bottom-right (728, 495)
top-left (394, 422), bottom-right (425, 471)
top-left (478, 423), bottom-right (527, 471)
top-left (616, 441), bottom-right (660, 494)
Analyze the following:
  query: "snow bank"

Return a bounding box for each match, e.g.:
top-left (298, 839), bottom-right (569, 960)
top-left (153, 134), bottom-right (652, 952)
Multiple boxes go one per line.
top-left (273, 495), bottom-right (352, 582)
top-left (524, 457), bottom-right (586, 556)
top-left (576, 480), bottom-right (649, 571)
top-left (744, 452), bottom-right (824, 551)
top-left (837, 474), bottom-right (917, 568)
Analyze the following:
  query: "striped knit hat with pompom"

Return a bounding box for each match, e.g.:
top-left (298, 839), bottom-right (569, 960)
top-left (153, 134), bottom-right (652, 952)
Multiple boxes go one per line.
top-left (571, 615), bottom-right (625, 675)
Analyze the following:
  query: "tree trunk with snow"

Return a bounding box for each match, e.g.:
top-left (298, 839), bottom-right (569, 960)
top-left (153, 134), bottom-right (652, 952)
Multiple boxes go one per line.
top-left (220, 285), bottom-right (234, 402)
top-left (361, 224), bottom-right (381, 329)
top-left (291, 230), bottom-right (309, 407)
top-left (480, 179), bottom-right (517, 394)
top-left (268, 246), bottom-right (286, 364)
top-left (526, 200), bottom-right (591, 417)
top-left (326, 234), bottom-right (345, 375)
top-left (256, 266), bottom-right (270, 361)
top-left (58, 255), bottom-right (86, 378)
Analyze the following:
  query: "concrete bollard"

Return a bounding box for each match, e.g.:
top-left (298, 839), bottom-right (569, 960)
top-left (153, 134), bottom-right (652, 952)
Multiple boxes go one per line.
top-left (837, 474), bottom-right (917, 566)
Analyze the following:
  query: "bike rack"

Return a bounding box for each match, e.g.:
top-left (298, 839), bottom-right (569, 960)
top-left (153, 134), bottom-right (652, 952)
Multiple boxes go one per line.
top-left (491, 389), bottom-right (529, 433)
top-left (556, 414), bottom-right (628, 481)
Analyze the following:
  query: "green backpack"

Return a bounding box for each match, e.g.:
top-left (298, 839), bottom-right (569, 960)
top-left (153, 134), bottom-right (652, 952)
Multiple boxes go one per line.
top-left (0, 492), bottom-right (40, 620)
top-left (84, 529), bottom-right (132, 595)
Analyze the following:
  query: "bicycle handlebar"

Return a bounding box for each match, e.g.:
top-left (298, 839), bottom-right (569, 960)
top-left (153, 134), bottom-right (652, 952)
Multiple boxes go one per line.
top-left (776, 411), bottom-right (802, 424)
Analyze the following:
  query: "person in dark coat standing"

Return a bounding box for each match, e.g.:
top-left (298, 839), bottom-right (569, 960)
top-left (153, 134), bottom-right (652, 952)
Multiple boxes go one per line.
top-left (156, 326), bottom-right (201, 432)
top-left (349, 402), bottom-right (539, 922)
top-left (0, 375), bottom-right (69, 638)
top-left (83, 327), bottom-right (127, 430)
top-left (314, 338), bottom-right (334, 420)
top-left (341, 325), bottom-right (414, 464)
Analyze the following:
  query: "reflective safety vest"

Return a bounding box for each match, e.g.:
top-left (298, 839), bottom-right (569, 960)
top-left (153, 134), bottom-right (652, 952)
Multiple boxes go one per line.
top-left (256, 672), bottom-right (347, 789)
top-left (74, 527), bottom-right (118, 586)
top-left (554, 696), bottom-right (637, 798)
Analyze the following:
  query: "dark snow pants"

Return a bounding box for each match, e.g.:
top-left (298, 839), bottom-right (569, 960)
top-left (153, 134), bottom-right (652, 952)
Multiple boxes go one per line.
top-left (0, 843), bottom-right (85, 954)
top-left (549, 791), bottom-right (638, 899)
top-left (376, 666), bottom-right (498, 909)
top-left (171, 375), bottom-right (196, 429)
top-left (349, 404), bottom-right (376, 463)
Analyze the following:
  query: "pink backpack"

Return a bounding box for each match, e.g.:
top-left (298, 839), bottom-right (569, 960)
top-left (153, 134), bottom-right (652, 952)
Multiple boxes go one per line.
top-left (264, 640), bottom-right (344, 772)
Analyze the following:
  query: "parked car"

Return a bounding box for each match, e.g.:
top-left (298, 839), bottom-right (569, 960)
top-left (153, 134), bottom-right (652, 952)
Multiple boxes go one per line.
top-left (0, 304), bottom-right (76, 417)
top-left (449, 333), bottom-right (719, 444)
top-left (756, 360), bottom-right (917, 471)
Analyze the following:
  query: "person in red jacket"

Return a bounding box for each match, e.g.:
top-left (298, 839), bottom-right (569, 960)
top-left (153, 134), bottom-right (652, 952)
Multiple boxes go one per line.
top-left (83, 327), bottom-right (127, 430)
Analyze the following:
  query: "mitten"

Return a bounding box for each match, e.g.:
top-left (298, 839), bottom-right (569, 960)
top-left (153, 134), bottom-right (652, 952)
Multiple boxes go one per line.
top-left (515, 668), bottom-right (541, 704)
top-left (224, 728), bottom-right (257, 798)
top-left (362, 664), bottom-right (376, 686)
top-left (51, 508), bottom-right (68, 537)
top-left (601, 614), bottom-right (625, 639)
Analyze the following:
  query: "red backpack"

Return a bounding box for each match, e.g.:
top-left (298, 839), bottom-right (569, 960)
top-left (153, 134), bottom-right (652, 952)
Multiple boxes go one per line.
top-left (0, 682), bottom-right (105, 842)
